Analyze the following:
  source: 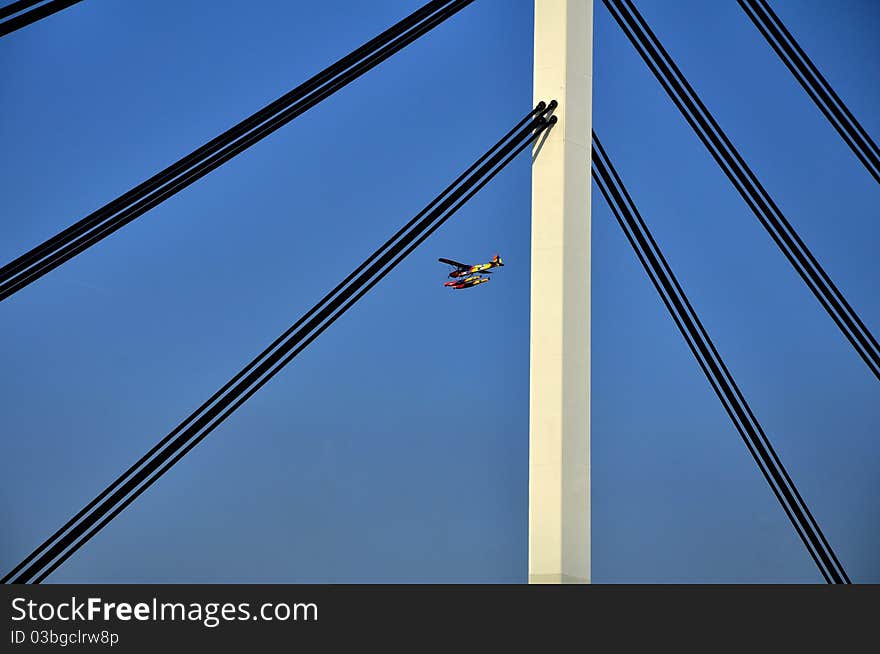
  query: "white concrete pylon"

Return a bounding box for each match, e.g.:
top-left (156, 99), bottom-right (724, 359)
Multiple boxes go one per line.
top-left (529, 0), bottom-right (592, 584)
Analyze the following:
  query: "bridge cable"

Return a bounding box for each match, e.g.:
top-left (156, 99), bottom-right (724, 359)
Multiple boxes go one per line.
top-left (0, 0), bottom-right (81, 37)
top-left (2, 103), bottom-right (555, 584)
top-left (0, 0), bottom-right (453, 283)
top-left (1, 99), bottom-right (549, 585)
top-left (0, 1), bottom-right (44, 21)
top-left (592, 130), bottom-right (850, 583)
top-left (602, 0), bottom-right (880, 384)
top-left (737, 0), bottom-right (880, 185)
top-left (0, 0), bottom-right (473, 301)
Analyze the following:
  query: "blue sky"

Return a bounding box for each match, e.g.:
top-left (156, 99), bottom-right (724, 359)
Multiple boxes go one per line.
top-left (1, 0), bottom-right (877, 583)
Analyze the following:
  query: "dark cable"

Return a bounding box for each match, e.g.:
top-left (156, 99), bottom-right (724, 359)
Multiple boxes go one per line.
top-left (591, 166), bottom-right (830, 584)
top-left (738, 0), bottom-right (880, 185)
top-left (32, 115), bottom-right (554, 585)
top-left (0, 0), bottom-right (472, 300)
top-left (0, 0), bottom-right (474, 299)
top-left (592, 130), bottom-right (849, 583)
top-left (0, 0), bottom-right (451, 281)
top-left (0, 100), bottom-right (552, 585)
top-left (604, 0), bottom-right (858, 580)
top-left (0, 0), bottom-right (81, 37)
top-left (602, 0), bottom-right (880, 386)
top-left (0, 0), bottom-right (471, 298)
top-left (4, 105), bottom-right (554, 584)
top-left (0, 1), bottom-right (44, 21)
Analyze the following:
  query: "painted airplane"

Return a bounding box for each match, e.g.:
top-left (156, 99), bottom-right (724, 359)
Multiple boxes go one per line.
top-left (439, 254), bottom-right (504, 278)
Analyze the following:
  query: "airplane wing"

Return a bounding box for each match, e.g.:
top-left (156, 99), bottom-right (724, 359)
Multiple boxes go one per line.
top-left (438, 257), bottom-right (470, 269)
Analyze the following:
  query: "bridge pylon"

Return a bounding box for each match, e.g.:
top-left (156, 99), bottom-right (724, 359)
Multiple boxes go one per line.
top-left (529, 0), bottom-right (593, 584)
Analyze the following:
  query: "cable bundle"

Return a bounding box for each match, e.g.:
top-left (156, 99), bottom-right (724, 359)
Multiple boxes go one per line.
top-left (0, 0), bottom-right (474, 301)
top-left (592, 131), bottom-right (850, 584)
top-left (602, 0), bottom-right (880, 384)
top-left (0, 0), bottom-right (81, 37)
top-left (738, 0), bottom-right (880, 185)
top-left (2, 102), bottom-right (555, 584)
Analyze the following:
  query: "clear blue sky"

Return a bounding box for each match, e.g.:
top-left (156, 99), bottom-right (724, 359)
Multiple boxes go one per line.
top-left (1, 0), bottom-right (877, 583)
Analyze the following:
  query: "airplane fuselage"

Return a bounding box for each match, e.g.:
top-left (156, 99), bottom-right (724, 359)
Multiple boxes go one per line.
top-left (448, 261), bottom-right (502, 278)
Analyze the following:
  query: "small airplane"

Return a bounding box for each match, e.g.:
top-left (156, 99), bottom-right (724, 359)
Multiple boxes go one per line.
top-left (439, 254), bottom-right (504, 290)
